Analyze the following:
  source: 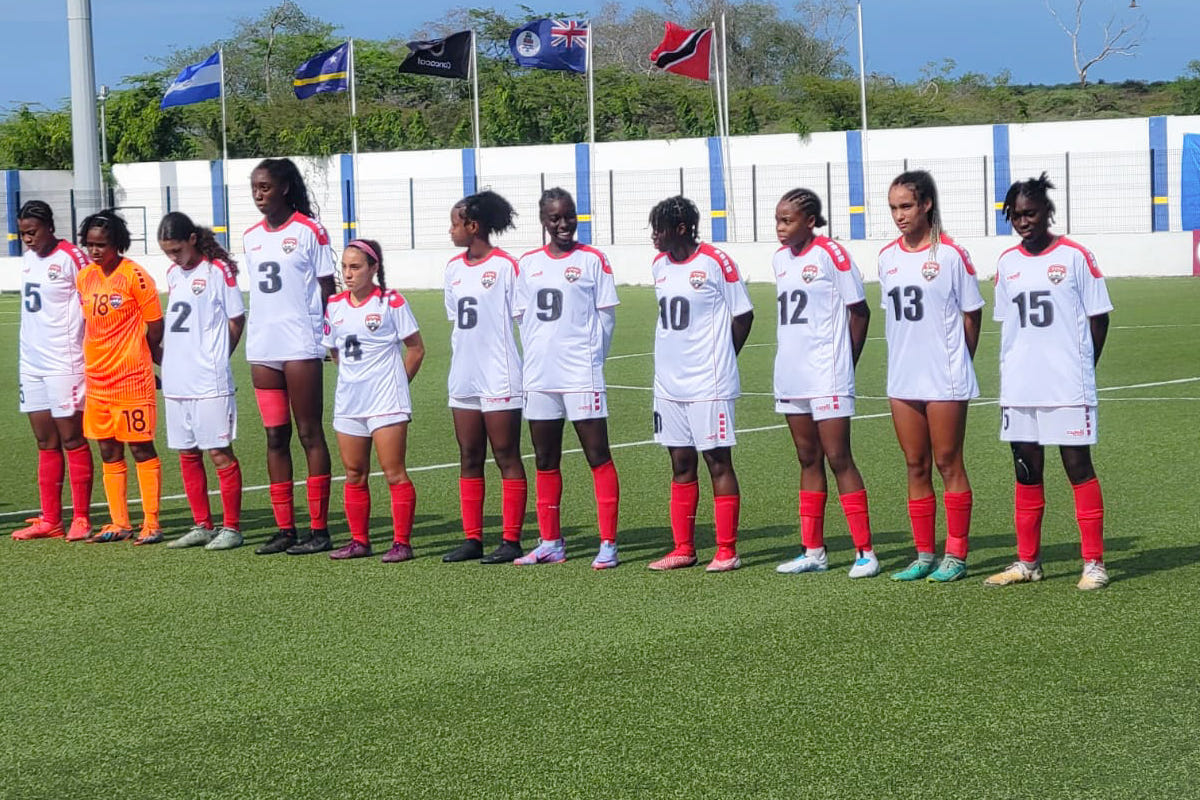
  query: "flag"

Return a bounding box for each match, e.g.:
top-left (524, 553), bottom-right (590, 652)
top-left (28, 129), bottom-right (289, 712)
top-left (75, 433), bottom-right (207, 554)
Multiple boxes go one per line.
top-left (509, 19), bottom-right (589, 74)
top-left (293, 43), bottom-right (350, 99)
top-left (161, 50), bottom-right (222, 108)
top-left (397, 30), bottom-right (472, 79)
top-left (649, 23), bottom-right (712, 82)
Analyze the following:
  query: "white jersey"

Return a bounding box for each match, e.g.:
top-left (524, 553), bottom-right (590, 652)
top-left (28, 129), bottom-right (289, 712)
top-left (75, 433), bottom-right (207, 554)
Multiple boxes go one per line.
top-left (515, 244), bottom-right (620, 393)
top-left (19, 240), bottom-right (88, 377)
top-left (993, 237), bottom-right (1113, 407)
top-left (444, 249), bottom-right (523, 399)
top-left (162, 259), bottom-right (245, 399)
top-left (243, 212), bottom-right (335, 362)
top-left (323, 288), bottom-right (420, 418)
top-left (652, 243), bottom-right (754, 402)
top-left (877, 234), bottom-right (985, 401)
top-left (772, 236), bottom-right (865, 400)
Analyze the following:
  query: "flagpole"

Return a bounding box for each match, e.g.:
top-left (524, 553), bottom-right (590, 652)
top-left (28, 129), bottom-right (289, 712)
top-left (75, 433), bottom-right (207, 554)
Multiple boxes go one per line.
top-left (857, 0), bottom-right (871, 236)
top-left (586, 19), bottom-right (596, 239)
top-left (710, 22), bottom-right (724, 141)
top-left (348, 38), bottom-right (360, 225)
top-left (218, 45), bottom-right (230, 248)
top-left (471, 30), bottom-right (482, 191)
top-left (719, 12), bottom-right (735, 240)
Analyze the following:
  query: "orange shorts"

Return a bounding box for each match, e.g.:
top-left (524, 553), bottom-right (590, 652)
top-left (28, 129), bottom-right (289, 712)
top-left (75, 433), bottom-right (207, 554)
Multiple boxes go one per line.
top-left (84, 398), bottom-right (157, 443)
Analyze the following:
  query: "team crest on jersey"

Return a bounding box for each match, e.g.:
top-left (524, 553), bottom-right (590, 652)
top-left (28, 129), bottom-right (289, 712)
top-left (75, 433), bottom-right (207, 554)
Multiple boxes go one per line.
top-left (109, 293), bottom-right (124, 309)
top-left (365, 313), bottom-right (382, 332)
top-left (46, 265), bottom-right (62, 281)
top-left (801, 264), bottom-right (819, 284)
top-left (281, 237), bottom-right (298, 254)
top-left (689, 270), bottom-right (706, 290)
top-left (564, 266), bottom-right (582, 283)
top-left (1047, 264), bottom-right (1067, 284)
top-left (190, 278), bottom-right (207, 295)
top-left (921, 261), bottom-right (940, 281)
top-left (480, 270), bottom-right (497, 289)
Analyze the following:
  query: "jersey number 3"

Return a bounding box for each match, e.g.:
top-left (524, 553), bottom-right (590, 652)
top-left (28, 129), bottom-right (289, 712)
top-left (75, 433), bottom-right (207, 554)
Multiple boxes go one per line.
top-left (257, 261), bottom-right (282, 294)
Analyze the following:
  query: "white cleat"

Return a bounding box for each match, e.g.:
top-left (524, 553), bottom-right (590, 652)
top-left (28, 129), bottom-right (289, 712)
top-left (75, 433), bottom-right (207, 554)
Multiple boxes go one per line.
top-left (1077, 560), bottom-right (1109, 591)
top-left (776, 548), bottom-right (829, 574)
top-left (847, 549), bottom-right (880, 579)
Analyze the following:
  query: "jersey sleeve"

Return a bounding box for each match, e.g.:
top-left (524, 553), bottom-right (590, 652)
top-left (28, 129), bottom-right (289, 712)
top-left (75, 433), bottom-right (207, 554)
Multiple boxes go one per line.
top-left (219, 264), bottom-right (246, 318)
top-left (720, 265), bottom-right (754, 317)
top-left (594, 250), bottom-right (620, 309)
top-left (831, 251), bottom-right (866, 306)
top-left (443, 265), bottom-right (457, 322)
top-left (320, 307), bottom-right (336, 350)
top-left (132, 266), bottom-right (164, 322)
top-left (391, 295), bottom-right (420, 340)
top-left (951, 249), bottom-right (986, 313)
top-left (511, 258), bottom-right (530, 319)
top-left (876, 250), bottom-right (891, 308)
top-left (311, 224), bottom-right (336, 279)
top-left (991, 262), bottom-right (1009, 322)
top-left (1076, 249), bottom-right (1114, 317)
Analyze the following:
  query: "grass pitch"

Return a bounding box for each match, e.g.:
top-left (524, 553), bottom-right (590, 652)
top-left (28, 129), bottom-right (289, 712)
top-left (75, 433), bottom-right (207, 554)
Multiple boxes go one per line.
top-left (1, 277), bottom-right (1199, 799)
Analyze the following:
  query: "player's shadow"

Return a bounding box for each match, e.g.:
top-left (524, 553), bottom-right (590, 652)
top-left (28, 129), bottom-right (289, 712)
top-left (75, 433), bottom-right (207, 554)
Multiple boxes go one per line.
top-left (1108, 543), bottom-right (1200, 581)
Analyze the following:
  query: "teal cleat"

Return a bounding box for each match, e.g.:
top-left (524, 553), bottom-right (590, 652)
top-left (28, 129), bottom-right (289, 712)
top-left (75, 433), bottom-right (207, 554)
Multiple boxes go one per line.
top-left (891, 557), bottom-right (937, 581)
top-left (927, 555), bottom-right (967, 582)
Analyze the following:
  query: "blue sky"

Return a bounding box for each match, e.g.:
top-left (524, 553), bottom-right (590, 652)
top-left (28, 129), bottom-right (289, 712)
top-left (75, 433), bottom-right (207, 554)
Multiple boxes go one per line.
top-left (1, 0), bottom-right (1196, 111)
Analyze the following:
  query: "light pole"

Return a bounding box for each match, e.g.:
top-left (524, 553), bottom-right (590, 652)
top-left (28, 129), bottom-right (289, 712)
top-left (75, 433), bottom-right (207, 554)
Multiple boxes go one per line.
top-left (98, 84), bottom-right (109, 164)
top-left (856, 1), bottom-right (871, 236)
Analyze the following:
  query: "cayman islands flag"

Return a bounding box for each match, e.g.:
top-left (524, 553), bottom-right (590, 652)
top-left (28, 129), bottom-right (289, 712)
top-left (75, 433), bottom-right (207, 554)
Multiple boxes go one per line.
top-left (161, 51), bottom-right (222, 108)
top-left (649, 23), bottom-right (712, 82)
top-left (509, 19), bottom-right (589, 73)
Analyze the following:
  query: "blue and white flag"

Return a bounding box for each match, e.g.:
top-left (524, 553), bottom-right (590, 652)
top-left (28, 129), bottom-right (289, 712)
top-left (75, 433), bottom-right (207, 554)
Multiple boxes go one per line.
top-left (161, 51), bottom-right (222, 109)
top-left (293, 43), bottom-right (350, 99)
top-left (509, 19), bottom-right (589, 74)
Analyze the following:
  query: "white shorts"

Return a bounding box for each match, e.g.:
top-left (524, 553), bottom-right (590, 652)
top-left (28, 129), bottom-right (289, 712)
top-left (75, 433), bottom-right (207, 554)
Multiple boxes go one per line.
top-left (775, 395), bottom-right (855, 420)
top-left (449, 395), bottom-right (524, 412)
top-left (525, 390), bottom-right (607, 421)
top-left (653, 397), bottom-right (736, 451)
top-left (19, 373), bottom-right (86, 418)
top-left (333, 412), bottom-right (411, 437)
top-left (166, 395), bottom-right (238, 450)
top-left (1001, 405), bottom-right (1098, 446)
top-left (249, 360), bottom-right (286, 372)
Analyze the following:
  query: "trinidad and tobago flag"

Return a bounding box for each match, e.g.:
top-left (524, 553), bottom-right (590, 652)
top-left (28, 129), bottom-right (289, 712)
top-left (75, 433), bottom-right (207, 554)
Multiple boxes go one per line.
top-left (648, 22), bottom-right (713, 82)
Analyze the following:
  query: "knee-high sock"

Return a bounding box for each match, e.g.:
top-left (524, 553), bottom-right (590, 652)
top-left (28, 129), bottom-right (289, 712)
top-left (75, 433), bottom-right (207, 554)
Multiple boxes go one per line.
top-left (459, 477), bottom-right (485, 540)
top-left (501, 478), bottom-right (527, 543)
top-left (65, 444), bottom-right (94, 522)
top-left (1073, 478), bottom-right (1104, 562)
top-left (535, 469), bottom-right (562, 541)
top-left (1014, 483), bottom-right (1045, 563)
top-left (179, 451), bottom-right (212, 529)
top-left (839, 489), bottom-right (873, 551)
top-left (591, 460), bottom-right (619, 543)
top-left (134, 457), bottom-right (162, 530)
top-left (343, 482), bottom-right (371, 546)
top-left (269, 482), bottom-right (295, 530)
top-left (943, 490), bottom-right (972, 560)
top-left (799, 490), bottom-right (827, 550)
top-left (37, 449), bottom-right (65, 526)
top-left (907, 494), bottom-right (937, 555)
top-left (306, 474), bottom-right (332, 530)
top-left (216, 460), bottom-right (242, 531)
top-left (714, 494), bottom-right (740, 559)
top-left (669, 481), bottom-right (699, 554)
top-left (389, 481), bottom-right (416, 545)
top-left (101, 460), bottom-right (130, 529)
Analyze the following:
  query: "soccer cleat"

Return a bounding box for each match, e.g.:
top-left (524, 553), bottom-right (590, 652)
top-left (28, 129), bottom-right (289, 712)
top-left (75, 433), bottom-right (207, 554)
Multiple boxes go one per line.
top-left (330, 540), bottom-right (372, 560)
top-left (591, 541), bottom-right (620, 570)
top-left (705, 553), bottom-right (741, 572)
top-left (65, 518), bottom-right (92, 542)
top-left (513, 538), bottom-right (566, 566)
top-left (847, 549), bottom-right (880, 579)
top-left (255, 529), bottom-right (297, 555)
top-left (381, 542), bottom-right (415, 563)
top-left (167, 525), bottom-right (215, 549)
top-left (286, 529), bottom-right (332, 555)
top-left (927, 555), bottom-right (967, 582)
top-left (443, 539), bottom-right (484, 562)
top-left (11, 517), bottom-right (65, 540)
top-left (648, 549), bottom-right (699, 571)
top-left (133, 527), bottom-right (164, 546)
top-left (776, 549), bottom-right (829, 574)
top-left (205, 527), bottom-right (243, 551)
top-left (983, 561), bottom-right (1044, 587)
top-left (88, 524), bottom-right (134, 543)
top-left (1077, 560), bottom-right (1109, 591)
top-left (481, 540), bottom-right (523, 564)
top-left (890, 557), bottom-right (937, 581)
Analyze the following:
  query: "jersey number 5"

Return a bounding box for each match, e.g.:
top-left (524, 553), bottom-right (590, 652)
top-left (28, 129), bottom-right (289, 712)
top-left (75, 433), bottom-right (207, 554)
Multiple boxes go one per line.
top-left (23, 283), bottom-right (41, 313)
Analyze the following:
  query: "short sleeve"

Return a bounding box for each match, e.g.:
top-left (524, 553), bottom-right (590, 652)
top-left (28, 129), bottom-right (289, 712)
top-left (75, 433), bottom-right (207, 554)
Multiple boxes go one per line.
top-left (220, 266), bottom-right (246, 318)
top-left (876, 250), bottom-right (891, 308)
top-left (951, 249), bottom-right (985, 313)
top-left (391, 294), bottom-right (420, 340)
top-left (1076, 249), bottom-right (1113, 317)
top-left (444, 265), bottom-right (457, 322)
top-left (991, 269), bottom-right (1008, 322)
top-left (831, 252), bottom-right (866, 306)
top-left (133, 266), bottom-right (163, 322)
top-left (320, 309), bottom-right (336, 350)
top-left (512, 258), bottom-right (530, 318)
top-left (593, 250), bottom-right (620, 309)
top-left (311, 223), bottom-right (335, 279)
top-left (717, 257), bottom-right (754, 317)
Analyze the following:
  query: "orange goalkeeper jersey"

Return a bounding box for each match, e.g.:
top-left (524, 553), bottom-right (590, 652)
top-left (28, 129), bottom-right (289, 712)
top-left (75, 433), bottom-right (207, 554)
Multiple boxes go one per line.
top-left (76, 258), bottom-right (163, 403)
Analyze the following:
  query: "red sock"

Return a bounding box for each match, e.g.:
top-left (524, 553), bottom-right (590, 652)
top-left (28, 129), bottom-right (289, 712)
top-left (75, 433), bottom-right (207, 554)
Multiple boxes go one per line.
top-left (389, 481), bottom-right (416, 545)
top-left (459, 477), bottom-right (485, 540)
top-left (799, 490), bottom-right (827, 550)
top-left (65, 444), bottom-right (93, 522)
top-left (908, 494), bottom-right (937, 555)
top-left (1014, 483), bottom-right (1045, 563)
top-left (1072, 477), bottom-right (1105, 561)
top-left (591, 460), bottom-right (620, 543)
top-left (839, 489), bottom-right (873, 551)
top-left (179, 451), bottom-right (212, 529)
top-left (344, 482), bottom-right (371, 546)
top-left (714, 494), bottom-right (740, 560)
top-left (37, 449), bottom-right (65, 526)
top-left (943, 490), bottom-right (972, 560)
top-left (216, 460), bottom-right (242, 530)
top-left (307, 474), bottom-right (331, 530)
top-left (535, 469), bottom-right (562, 541)
top-left (501, 478), bottom-right (527, 543)
top-left (269, 482), bottom-right (295, 530)
top-left (669, 481), bottom-right (699, 555)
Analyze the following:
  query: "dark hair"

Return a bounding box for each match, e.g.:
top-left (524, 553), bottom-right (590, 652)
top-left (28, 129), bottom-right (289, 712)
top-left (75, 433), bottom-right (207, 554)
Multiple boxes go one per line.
top-left (891, 170), bottom-right (943, 255)
top-left (346, 238), bottom-right (387, 291)
top-left (157, 211), bottom-right (239, 276)
top-left (254, 157), bottom-right (315, 218)
top-left (17, 200), bottom-right (55, 233)
top-left (1003, 172), bottom-right (1057, 224)
top-left (454, 190), bottom-right (516, 238)
top-left (649, 195), bottom-right (700, 242)
top-left (779, 188), bottom-right (827, 228)
top-left (78, 209), bottom-right (132, 253)
top-left (539, 187), bottom-right (575, 216)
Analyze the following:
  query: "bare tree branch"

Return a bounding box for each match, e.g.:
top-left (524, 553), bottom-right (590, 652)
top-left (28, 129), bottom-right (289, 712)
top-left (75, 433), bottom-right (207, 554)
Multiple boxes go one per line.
top-left (1045, 0), bottom-right (1145, 88)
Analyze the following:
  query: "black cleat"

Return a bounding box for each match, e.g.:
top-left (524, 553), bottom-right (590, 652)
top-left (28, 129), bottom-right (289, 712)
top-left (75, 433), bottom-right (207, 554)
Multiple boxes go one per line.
top-left (255, 529), bottom-right (297, 555)
top-left (481, 540), bottom-right (523, 564)
top-left (442, 539), bottom-right (484, 562)
top-left (286, 529), bottom-right (332, 555)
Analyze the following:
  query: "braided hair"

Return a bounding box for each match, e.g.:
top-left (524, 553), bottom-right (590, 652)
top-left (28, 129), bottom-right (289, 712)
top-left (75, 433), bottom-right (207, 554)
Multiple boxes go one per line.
top-left (891, 170), bottom-right (943, 257)
top-left (255, 157), bottom-right (316, 218)
top-left (648, 195), bottom-right (700, 243)
top-left (779, 188), bottom-right (828, 228)
top-left (78, 209), bottom-right (132, 253)
top-left (1003, 172), bottom-right (1056, 224)
top-left (539, 186), bottom-right (575, 216)
top-left (157, 211), bottom-right (239, 275)
top-left (17, 200), bottom-right (55, 233)
top-left (455, 190), bottom-right (516, 237)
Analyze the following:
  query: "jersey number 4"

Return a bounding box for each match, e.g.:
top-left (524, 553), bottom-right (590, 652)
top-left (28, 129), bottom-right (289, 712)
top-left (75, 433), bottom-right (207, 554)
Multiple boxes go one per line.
top-left (342, 334), bottom-right (363, 361)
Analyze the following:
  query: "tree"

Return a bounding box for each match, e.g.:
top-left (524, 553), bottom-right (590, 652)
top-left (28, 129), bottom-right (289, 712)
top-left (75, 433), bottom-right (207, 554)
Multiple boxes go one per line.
top-left (1045, 0), bottom-right (1146, 88)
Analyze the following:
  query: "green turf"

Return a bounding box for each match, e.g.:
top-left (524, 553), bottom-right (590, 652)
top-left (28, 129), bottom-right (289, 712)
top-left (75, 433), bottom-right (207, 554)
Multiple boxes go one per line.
top-left (2, 277), bottom-right (1199, 799)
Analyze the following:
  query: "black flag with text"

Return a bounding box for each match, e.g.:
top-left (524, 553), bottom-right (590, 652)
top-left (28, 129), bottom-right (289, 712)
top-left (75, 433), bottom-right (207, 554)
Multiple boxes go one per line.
top-left (397, 30), bottom-right (473, 79)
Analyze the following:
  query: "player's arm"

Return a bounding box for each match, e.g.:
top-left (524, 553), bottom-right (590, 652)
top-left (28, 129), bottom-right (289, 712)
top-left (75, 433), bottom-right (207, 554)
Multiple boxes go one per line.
top-left (228, 314), bottom-right (246, 355)
top-left (146, 318), bottom-right (165, 365)
top-left (402, 332), bottom-right (426, 382)
top-left (599, 306), bottom-right (617, 358)
top-left (962, 308), bottom-right (982, 359)
top-left (318, 275), bottom-right (336, 309)
top-left (1089, 312), bottom-right (1110, 365)
top-left (731, 310), bottom-right (754, 355)
top-left (847, 300), bottom-right (870, 366)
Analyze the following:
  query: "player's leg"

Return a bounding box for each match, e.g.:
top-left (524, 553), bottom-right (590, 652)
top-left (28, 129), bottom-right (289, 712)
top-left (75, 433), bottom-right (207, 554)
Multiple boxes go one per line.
top-left (87, 399), bottom-right (134, 542)
top-left (888, 399), bottom-right (937, 580)
top-left (925, 400), bottom-right (971, 581)
top-left (482, 408), bottom-right (526, 564)
top-left (14, 408), bottom-right (66, 539)
top-left (372, 421), bottom-right (416, 563)
top-left (519, 414), bottom-right (567, 565)
top-left (129, 433), bottom-right (163, 546)
top-left (331, 427), bottom-right (373, 560)
top-left (777, 411), bottom-right (829, 573)
top-left (205, 445), bottom-right (243, 550)
top-left (817, 413), bottom-right (878, 578)
top-left (57, 405), bottom-right (94, 540)
top-left (985, 438), bottom-right (1047, 586)
top-left (252, 364), bottom-right (298, 553)
top-left (574, 414), bottom-right (620, 569)
top-left (701, 445), bottom-right (741, 572)
top-left (649, 398), bottom-right (699, 570)
top-left (1061, 443), bottom-right (1106, 590)
top-left (444, 405), bottom-right (487, 562)
top-left (168, 397), bottom-right (214, 547)
top-left (282, 359), bottom-right (332, 555)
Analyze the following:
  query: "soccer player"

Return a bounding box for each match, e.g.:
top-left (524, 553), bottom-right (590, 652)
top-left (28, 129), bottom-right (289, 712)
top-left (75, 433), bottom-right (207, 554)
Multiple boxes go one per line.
top-left (76, 210), bottom-right (165, 544)
top-left (771, 189), bottom-right (878, 578)
top-left (647, 196), bottom-right (754, 572)
top-left (243, 158), bottom-right (336, 556)
top-left (157, 213), bottom-right (246, 551)
top-left (512, 188), bottom-right (622, 569)
top-left (441, 190), bottom-right (528, 564)
top-left (986, 174), bottom-right (1112, 590)
top-left (323, 239), bottom-right (425, 562)
top-left (878, 170), bottom-right (984, 582)
top-left (13, 201), bottom-right (94, 541)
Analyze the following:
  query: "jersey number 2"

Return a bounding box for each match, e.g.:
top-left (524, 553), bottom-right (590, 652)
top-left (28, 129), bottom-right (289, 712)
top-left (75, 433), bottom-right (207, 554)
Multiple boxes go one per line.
top-left (169, 302), bottom-right (192, 333)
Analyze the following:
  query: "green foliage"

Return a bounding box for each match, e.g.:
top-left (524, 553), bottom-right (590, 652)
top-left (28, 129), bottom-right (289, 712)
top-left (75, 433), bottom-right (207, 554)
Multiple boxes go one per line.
top-left (0, 107), bottom-right (72, 170)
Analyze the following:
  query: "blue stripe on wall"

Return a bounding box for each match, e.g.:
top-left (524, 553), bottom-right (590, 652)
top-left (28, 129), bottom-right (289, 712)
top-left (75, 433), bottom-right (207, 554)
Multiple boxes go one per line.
top-left (5, 170), bottom-right (19, 255)
top-left (574, 143), bottom-right (592, 245)
top-left (992, 124), bottom-right (1012, 235)
top-left (707, 136), bottom-right (727, 242)
top-left (461, 149), bottom-right (477, 196)
top-left (1149, 116), bottom-right (1169, 232)
top-left (209, 160), bottom-right (228, 249)
top-left (340, 153), bottom-right (356, 246)
top-left (845, 130), bottom-right (865, 240)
